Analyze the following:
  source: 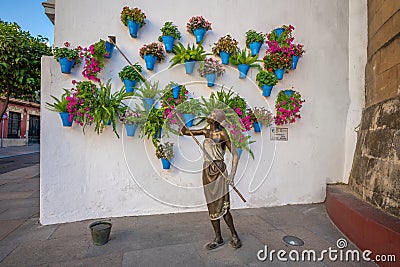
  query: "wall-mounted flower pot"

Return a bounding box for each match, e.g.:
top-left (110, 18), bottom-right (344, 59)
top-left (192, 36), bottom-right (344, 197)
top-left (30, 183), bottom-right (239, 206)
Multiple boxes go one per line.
top-left (182, 113), bottom-right (195, 127)
top-left (236, 148), bottom-right (243, 159)
top-left (262, 84), bottom-right (273, 97)
top-left (238, 64), bottom-right (250, 79)
top-left (206, 73), bottom-right (217, 87)
top-left (59, 112), bottom-right (72, 127)
top-left (154, 128), bottom-right (162, 139)
top-left (162, 36), bottom-right (175, 53)
top-left (220, 51), bottom-right (230, 65)
top-left (142, 98), bottom-right (155, 110)
top-left (161, 158), bottom-right (171, 169)
top-left (103, 120), bottom-right (112, 126)
top-left (123, 79), bottom-right (137, 93)
top-left (193, 28), bottom-right (206, 44)
top-left (274, 28), bottom-right (284, 37)
top-left (128, 20), bottom-right (141, 38)
top-left (275, 68), bottom-right (284, 80)
top-left (105, 41), bottom-right (115, 58)
top-left (58, 57), bottom-right (75, 74)
top-left (249, 42), bottom-right (262, 56)
top-left (284, 90), bottom-right (295, 96)
top-left (172, 85), bottom-right (181, 99)
top-left (184, 60), bottom-right (196, 74)
top-left (89, 221), bottom-right (112, 246)
top-left (253, 122), bottom-right (262, 133)
top-left (144, 55), bottom-right (157, 71)
top-left (125, 124), bottom-right (138, 137)
top-left (291, 56), bottom-right (300, 69)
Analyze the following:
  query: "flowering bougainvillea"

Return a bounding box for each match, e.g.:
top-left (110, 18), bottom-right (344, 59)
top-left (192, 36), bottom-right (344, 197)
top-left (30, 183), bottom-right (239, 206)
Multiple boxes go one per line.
top-left (66, 80), bottom-right (97, 127)
top-left (79, 40), bottom-right (107, 82)
top-left (274, 90), bottom-right (305, 125)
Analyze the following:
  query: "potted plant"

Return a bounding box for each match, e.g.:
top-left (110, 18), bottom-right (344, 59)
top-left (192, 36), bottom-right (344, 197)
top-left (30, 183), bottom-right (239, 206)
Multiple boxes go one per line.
top-left (120, 6), bottom-right (146, 38)
top-left (45, 90), bottom-right (73, 127)
top-left (170, 43), bottom-right (209, 74)
top-left (229, 49), bottom-right (259, 79)
top-left (158, 22), bottom-right (181, 53)
top-left (211, 35), bottom-right (239, 65)
top-left (120, 106), bottom-right (146, 137)
top-left (176, 98), bottom-right (202, 127)
top-left (245, 30), bottom-right (265, 56)
top-left (248, 107), bottom-right (273, 133)
top-left (186, 16), bottom-right (212, 44)
top-left (262, 51), bottom-right (292, 80)
top-left (291, 43), bottom-right (305, 69)
top-left (274, 89), bottom-right (305, 125)
top-left (162, 82), bottom-right (189, 101)
top-left (52, 42), bottom-right (81, 74)
top-left (118, 64), bottom-right (144, 92)
top-left (267, 25), bottom-right (295, 46)
top-left (79, 39), bottom-right (109, 83)
top-left (198, 58), bottom-right (225, 87)
top-left (139, 42), bottom-right (165, 71)
top-left (143, 107), bottom-right (165, 146)
top-left (136, 81), bottom-right (162, 110)
top-left (226, 124), bottom-right (255, 159)
top-left (256, 70), bottom-right (278, 97)
top-left (156, 142), bottom-right (174, 169)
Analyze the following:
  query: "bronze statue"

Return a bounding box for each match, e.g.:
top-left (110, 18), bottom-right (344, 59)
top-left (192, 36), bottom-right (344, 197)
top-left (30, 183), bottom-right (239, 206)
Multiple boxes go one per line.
top-left (181, 109), bottom-right (241, 250)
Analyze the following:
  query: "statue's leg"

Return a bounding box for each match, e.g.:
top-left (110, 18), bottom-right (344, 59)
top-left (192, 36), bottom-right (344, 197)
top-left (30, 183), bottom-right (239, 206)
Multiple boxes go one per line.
top-left (223, 211), bottom-right (242, 248)
top-left (205, 219), bottom-right (224, 250)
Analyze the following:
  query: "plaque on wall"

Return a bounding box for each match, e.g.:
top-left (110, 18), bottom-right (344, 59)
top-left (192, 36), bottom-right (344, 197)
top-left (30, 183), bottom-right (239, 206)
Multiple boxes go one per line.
top-left (270, 127), bottom-right (288, 141)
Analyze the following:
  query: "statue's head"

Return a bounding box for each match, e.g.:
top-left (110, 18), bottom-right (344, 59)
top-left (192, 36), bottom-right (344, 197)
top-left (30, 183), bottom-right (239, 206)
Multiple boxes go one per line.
top-left (207, 109), bottom-right (226, 124)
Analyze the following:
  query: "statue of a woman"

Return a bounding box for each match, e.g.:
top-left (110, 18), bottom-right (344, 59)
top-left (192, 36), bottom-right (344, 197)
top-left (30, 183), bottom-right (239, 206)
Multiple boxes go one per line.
top-left (181, 109), bottom-right (241, 250)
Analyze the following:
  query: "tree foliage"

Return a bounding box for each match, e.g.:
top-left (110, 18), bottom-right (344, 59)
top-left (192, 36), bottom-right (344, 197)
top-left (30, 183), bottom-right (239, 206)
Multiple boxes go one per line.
top-left (0, 20), bottom-right (52, 117)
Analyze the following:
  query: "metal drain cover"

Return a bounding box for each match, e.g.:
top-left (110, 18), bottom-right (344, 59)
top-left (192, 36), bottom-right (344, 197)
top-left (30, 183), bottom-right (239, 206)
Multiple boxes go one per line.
top-left (283, 235), bottom-right (304, 246)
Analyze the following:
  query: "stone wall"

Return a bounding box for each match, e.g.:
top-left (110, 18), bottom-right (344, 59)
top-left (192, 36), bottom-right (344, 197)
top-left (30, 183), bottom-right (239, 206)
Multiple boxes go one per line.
top-left (349, 0), bottom-right (400, 217)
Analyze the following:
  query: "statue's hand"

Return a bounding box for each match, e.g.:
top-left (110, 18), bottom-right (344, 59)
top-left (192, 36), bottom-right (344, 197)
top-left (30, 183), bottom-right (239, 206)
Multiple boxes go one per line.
top-left (226, 175), bottom-right (234, 186)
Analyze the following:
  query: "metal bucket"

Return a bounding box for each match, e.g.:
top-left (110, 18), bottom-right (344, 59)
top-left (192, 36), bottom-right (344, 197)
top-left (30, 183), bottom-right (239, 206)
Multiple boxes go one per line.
top-left (89, 221), bottom-right (112, 246)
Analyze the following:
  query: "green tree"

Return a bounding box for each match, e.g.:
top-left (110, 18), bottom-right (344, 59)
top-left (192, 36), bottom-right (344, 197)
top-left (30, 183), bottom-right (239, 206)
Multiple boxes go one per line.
top-left (0, 20), bottom-right (52, 117)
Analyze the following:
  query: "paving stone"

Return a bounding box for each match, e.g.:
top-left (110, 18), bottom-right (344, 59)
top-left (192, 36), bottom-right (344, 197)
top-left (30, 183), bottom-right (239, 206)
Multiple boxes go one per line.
top-left (193, 238), bottom-right (243, 267)
top-left (0, 243), bottom-right (18, 263)
top-left (40, 253), bottom-right (123, 267)
top-left (0, 198), bottom-right (39, 210)
top-left (1, 236), bottom-right (90, 267)
top-left (2, 218), bottom-right (58, 244)
top-left (0, 207), bottom-right (38, 220)
top-left (0, 219), bottom-right (26, 240)
top-left (0, 165), bottom-right (39, 181)
top-left (122, 243), bottom-right (205, 267)
top-left (0, 191), bottom-right (35, 200)
top-left (50, 220), bottom-right (92, 239)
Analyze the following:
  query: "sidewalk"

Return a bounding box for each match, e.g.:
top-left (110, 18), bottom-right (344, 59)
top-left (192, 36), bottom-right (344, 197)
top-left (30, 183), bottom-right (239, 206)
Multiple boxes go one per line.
top-left (0, 144), bottom-right (40, 159)
top-left (0, 158), bottom-right (377, 266)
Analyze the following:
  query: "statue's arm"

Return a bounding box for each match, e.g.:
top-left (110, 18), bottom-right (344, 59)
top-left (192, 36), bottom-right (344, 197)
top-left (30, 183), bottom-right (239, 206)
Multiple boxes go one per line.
top-left (222, 131), bottom-right (239, 184)
top-left (181, 125), bottom-right (206, 136)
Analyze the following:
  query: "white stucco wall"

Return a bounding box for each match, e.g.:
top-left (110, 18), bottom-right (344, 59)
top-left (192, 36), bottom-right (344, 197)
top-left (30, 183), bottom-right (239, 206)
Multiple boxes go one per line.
top-left (40, 0), bottom-right (366, 225)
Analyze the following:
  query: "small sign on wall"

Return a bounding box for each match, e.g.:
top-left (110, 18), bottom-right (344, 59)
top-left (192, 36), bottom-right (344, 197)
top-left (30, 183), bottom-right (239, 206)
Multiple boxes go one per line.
top-left (270, 127), bottom-right (288, 141)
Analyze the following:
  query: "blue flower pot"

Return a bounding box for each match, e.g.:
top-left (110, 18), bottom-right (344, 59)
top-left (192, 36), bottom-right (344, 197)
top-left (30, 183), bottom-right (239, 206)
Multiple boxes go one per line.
top-left (59, 112), bottom-right (72, 127)
top-left (292, 56), bottom-right (300, 69)
top-left (162, 36), bottom-right (175, 53)
top-left (123, 79), bottom-right (137, 93)
top-left (144, 54), bottom-right (157, 70)
top-left (142, 98), bottom-right (155, 110)
top-left (206, 73), bottom-right (217, 87)
top-left (154, 128), bottom-right (162, 139)
top-left (284, 90), bottom-right (295, 97)
top-left (274, 27), bottom-right (284, 37)
top-left (172, 85), bottom-right (181, 99)
top-left (220, 51), bottom-right (230, 65)
top-left (249, 42), bottom-right (262, 56)
top-left (128, 20), bottom-right (141, 38)
top-left (184, 60), bottom-right (196, 74)
top-left (182, 114), bottom-right (195, 127)
top-left (58, 57), bottom-right (75, 74)
top-left (125, 124), bottom-right (138, 137)
top-left (236, 148), bottom-right (243, 159)
top-left (238, 64), bottom-right (250, 79)
top-left (193, 28), bottom-right (206, 44)
top-left (105, 41), bottom-right (115, 58)
top-left (103, 120), bottom-right (112, 126)
top-left (262, 84), bottom-right (273, 97)
top-left (253, 122), bottom-right (262, 133)
top-left (161, 158), bottom-right (171, 169)
top-left (275, 68), bottom-right (284, 80)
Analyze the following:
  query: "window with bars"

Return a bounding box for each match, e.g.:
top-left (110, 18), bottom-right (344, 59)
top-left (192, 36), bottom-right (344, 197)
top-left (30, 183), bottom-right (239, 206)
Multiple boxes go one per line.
top-left (7, 112), bottom-right (21, 138)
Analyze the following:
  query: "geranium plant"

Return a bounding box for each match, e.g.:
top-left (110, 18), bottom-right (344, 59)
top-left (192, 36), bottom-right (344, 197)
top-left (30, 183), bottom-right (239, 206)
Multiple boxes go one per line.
top-left (155, 142), bottom-right (174, 160)
top-left (120, 6), bottom-right (146, 27)
top-left (139, 42), bottom-right (166, 62)
top-left (79, 39), bottom-right (109, 82)
top-left (186, 16), bottom-right (212, 33)
top-left (118, 64), bottom-right (144, 82)
top-left (120, 106), bottom-right (146, 125)
top-left (256, 70), bottom-right (278, 86)
top-left (211, 35), bottom-right (239, 55)
top-left (262, 51), bottom-right (292, 71)
top-left (248, 107), bottom-right (273, 125)
top-left (198, 58), bottom-right (225, 77)
top-left (245, 30), bottom-right (265, 47)
top-left (275, 89), bottom-right (305, 125)
top-left (53, 42), bottom-right (81, 63)
top-left (292, 43), bottom-right (305, 57)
